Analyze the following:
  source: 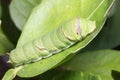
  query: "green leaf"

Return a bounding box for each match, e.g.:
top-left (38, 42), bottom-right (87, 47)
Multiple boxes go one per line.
top-left (17, 0), bottom-right (115, 47)
top-left (10, 0), bottom-right (115, 77)
top-left (63, 50), bottom-right (120, 80)
top-left (2, 67), bottom-right (22, 80)
top-left (53, 71), bottom-right (102, 80)
top-left (40, 68), bottom-right (102, 80)
top-left (0, 21), bottom-right (14, 55)
top-left (9, 0), bottom-right (42, 30)
top-left (82, 1), bottom-right (120, 51)
top-left (2, 69), bottom-right (16, 80)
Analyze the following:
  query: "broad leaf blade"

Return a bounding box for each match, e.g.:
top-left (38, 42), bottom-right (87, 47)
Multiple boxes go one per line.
top-left (82, 1), bottom-right (120, 51)
top-left (2, 67), bottom-right (22, 80)
top-left (17, 0), bottom-right (114, 47)
top-left (53, 71), bottom-right (102, 80)
top-left (63, 50), bottom-right (120, 80)
top-left (2, 69), bottom-right (16, 80)
top-left (13, 0), bottom-right (115, 77)
top-left (9, 0), bottom-right (42, 30)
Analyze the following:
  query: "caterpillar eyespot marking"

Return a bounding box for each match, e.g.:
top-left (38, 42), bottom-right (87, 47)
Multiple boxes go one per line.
top-left (9, 17), bottom-right (96, 66)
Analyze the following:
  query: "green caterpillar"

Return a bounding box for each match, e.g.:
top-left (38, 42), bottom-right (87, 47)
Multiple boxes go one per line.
top-left (9, 17), bottom-right (96, 66)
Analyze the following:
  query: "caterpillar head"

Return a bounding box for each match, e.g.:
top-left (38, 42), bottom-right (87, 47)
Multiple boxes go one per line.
top-left (62, 18), bottom-right (96, 41)
top-left (78, 18), bottom-right (96, 38)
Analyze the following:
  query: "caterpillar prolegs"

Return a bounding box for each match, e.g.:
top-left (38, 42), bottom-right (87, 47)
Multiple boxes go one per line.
top-left (9, 18), bottom-right (96, 66)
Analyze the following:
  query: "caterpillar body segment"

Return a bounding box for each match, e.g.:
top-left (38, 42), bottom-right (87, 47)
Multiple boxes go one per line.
top-left (9, 18), bottom-right (96, 66)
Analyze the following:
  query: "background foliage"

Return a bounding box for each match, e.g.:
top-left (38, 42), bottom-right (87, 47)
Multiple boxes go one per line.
top-left (0, 0), bottom-right (120, 80)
